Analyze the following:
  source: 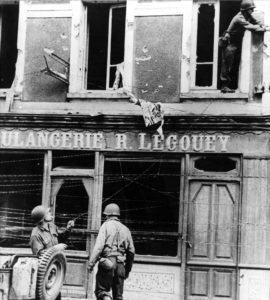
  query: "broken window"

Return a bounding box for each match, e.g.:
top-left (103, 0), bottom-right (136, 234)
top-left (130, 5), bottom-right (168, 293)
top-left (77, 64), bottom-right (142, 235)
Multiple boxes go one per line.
top-left (193, 155), bottom-right (237, 172)
top-left (0, 4), bottom-right (19, 88)
top-left (0, 152), bottom-right (44, 248)
top-left (86, 4), bottom-right (126, 90)
top-left (192, 0), bottom-right (240, 89)
top-left (52, 151), bottom-right (95, 169)
top-left (53, 178), bottom-right (90, 251)
top-left (103, 158), bottom-right (181, 257)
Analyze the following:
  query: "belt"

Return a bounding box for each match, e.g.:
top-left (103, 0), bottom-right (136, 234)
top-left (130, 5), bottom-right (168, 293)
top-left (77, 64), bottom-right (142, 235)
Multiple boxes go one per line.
top-left (106, 251), bottom-right (123, 257)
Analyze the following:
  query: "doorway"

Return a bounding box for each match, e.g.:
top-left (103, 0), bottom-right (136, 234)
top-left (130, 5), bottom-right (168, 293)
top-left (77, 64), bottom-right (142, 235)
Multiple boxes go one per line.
top-left (184, 156), bottom-right (241, 300)
top-left (50, 175), bottom-right (94, 298)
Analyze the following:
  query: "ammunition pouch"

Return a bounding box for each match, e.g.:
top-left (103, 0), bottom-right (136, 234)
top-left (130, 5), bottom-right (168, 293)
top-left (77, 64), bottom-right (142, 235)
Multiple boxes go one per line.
top-left (99, 257), bottom-right (115, 270)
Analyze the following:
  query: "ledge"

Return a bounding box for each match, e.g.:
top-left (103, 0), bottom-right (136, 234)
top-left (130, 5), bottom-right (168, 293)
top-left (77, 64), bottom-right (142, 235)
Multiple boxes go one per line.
top-left (180, 91), bottom-right (249, 101)
top-left (67, 90), bottom-right (129, 100)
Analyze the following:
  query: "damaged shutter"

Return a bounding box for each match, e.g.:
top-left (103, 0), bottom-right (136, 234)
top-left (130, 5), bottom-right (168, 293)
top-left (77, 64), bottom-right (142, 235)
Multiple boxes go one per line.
top-left (23, 9), bottom-right (71, 102)
top-left (133, 15), bottom-right (182, 103)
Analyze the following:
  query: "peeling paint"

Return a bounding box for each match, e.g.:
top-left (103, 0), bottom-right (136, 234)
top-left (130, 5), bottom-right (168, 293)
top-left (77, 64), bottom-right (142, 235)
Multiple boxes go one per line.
top-left (127, 22), bottom-right (134, 29)
top-left (142, 46), bottom-right (149, 53)
top-left (263, 43), bottom-right (270, 57)
top-left (135, 55), bottom-right (152, 62)
top-left (74, 24), bottom-right (80, 38)
top-left (182, 54), bottom-right (190, 64)
top-left (60, 33), bottom-right (67, 40)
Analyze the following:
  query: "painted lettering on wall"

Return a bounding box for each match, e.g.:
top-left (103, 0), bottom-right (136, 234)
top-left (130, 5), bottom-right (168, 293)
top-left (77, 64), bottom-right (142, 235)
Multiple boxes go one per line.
top-left (136, 133), bottom-right (230, 152)
top-left (0, 129), bottom-right (230, 153)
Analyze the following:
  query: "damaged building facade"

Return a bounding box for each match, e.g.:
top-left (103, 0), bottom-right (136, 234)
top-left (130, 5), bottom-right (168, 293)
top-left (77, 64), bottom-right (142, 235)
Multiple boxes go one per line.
top-left (1, 0), bottom-right (270, 300)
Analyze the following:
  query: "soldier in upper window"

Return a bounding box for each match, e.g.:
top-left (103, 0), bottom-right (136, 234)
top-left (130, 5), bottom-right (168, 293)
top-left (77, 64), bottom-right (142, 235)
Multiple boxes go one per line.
top-left (219, 0), bottom-right (268, 93)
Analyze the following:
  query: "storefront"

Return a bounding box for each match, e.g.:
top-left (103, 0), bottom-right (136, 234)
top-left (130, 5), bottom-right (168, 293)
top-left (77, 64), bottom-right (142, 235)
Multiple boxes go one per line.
top-left (0, 115), bottom-right (270, 300)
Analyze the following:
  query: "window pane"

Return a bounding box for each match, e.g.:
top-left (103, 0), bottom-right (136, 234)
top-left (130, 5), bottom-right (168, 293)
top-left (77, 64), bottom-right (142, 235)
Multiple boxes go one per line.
top-left (52, 151), bottom-right (95, 169)
top-left (196, 3), bottom-right (214, 63)
top-left (103, 160), bottom-right (180, 256)
top-left (194, 156), bottom-right (237, 172)
top-left (195, 64), bottom-right (213, 87)
top-left (0, 152), bottom-right (44, 248)
top-left (110, 6), bottom-right (125, 65)
top-left (87, 4), bottom-right (110, 90)
top-left (87, 4), bottom-right (126, 90)
top-left (0, 5), bottom-right (19, 88)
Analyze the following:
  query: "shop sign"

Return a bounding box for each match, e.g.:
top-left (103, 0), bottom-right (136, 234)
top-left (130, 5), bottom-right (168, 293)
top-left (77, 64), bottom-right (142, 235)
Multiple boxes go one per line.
top-left (0, 129), bottom-right (230, 153)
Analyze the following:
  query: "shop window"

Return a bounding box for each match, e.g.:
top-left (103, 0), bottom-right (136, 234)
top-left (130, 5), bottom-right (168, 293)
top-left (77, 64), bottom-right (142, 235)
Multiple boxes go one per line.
top-left (86, 4), bottom-right (126, 90)
top-left (0, 152), bottom-right (44, 248)
top-left (0, 4), bottom-right (19, 88)
top-left (194, 156), bottom-right (237, 172)
top-left (103, 159), bottom-right (181, 257)
top-left (192, 0), bottom-right (240, 89)
top-left (52, 151), bottom-right (95, 169)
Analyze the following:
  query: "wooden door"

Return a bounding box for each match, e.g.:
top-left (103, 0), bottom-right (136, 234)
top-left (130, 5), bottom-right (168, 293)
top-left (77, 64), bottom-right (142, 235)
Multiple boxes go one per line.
top-left (186, 181), bottom-right (239, 300)
top-left (50, 177), bottom-right (93, 298)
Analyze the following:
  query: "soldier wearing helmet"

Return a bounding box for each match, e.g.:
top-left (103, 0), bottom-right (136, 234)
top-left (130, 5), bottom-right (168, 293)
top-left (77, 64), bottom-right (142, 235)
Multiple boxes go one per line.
top-left (30, 205), bottom-right (75, 256)
top-left (88, 203), bottom-right (135, 300)
top-left (29, 205), bottom-right (75, 300)
top-left (220, 0), bottom-right (269, 93)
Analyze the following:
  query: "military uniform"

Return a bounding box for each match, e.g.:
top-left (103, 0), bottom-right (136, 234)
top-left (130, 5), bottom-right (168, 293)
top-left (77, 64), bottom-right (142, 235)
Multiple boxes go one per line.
top-left (30, 222), bottom-right (72, 300)
top-left (89, 217), bottom-right (135, 300)
top-left (220, 11), bottom-right (264, 92)
top-left (30, 222), bottom-right (71, 255)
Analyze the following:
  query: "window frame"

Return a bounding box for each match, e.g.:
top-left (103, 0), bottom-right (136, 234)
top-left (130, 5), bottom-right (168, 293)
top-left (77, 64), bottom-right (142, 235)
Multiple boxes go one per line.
top-left (84, 3), bottom-right (126, 92)
top-left (190, 155), bottom-right (240, 177)
top-left (0, 150), bottom-right (45, 253)
top-left (0, 2), bottom-right (19, 91)
top-left (191, 0), bottom-right (220, 90)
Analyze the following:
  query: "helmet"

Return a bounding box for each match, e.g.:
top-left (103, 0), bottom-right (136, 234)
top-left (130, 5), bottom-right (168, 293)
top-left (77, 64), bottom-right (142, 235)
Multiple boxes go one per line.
top-left (103, 203), bottom-right (120, 216)
top-left (240, 0), bottom-right (255, 11)
top-left (31, 205), bottom-right (49, 224)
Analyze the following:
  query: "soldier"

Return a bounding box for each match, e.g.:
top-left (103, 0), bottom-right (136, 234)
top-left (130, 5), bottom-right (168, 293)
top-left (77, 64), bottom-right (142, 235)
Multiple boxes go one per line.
top-left (30, 205), bottom-right (74, 255)
top-left (220, 0), bottom-right (268, 93)
top-left (30, 205), bottom-right (74, 300)
top-left (88, 203), bottom-right (135, 300)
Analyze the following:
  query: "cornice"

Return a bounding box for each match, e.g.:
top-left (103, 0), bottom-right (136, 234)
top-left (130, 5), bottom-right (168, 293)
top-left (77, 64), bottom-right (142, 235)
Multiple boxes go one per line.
top-left (1, 113), bottom-right (270, 132)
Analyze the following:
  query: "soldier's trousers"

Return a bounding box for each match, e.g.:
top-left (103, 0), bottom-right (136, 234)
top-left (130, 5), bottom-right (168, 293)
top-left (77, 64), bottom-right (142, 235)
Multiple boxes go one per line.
top-left (220, 42), bottom-right (242, 89)
top-left (95, 257), bottom-right (125, 300)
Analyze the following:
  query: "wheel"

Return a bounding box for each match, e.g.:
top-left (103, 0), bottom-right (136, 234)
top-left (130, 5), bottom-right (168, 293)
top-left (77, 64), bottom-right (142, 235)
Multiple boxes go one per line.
top-left (36, 244), bottom-right (67, 300)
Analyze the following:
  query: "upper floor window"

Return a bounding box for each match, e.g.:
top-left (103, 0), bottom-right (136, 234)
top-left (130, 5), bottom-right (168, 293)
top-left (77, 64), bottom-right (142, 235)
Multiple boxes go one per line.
top-left (191, 0), bottom-right (240, 90)
top-left (0, 4), bottom-right (19, 88)
top-left (86, 3), bottom-right (126, 90)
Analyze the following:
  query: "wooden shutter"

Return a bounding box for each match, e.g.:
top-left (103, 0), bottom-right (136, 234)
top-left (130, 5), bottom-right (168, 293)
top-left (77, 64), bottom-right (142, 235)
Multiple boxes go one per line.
top-left (23, 7), bottom-right (71, 102)
top-left (132, 14), bottom-right (182, 103)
